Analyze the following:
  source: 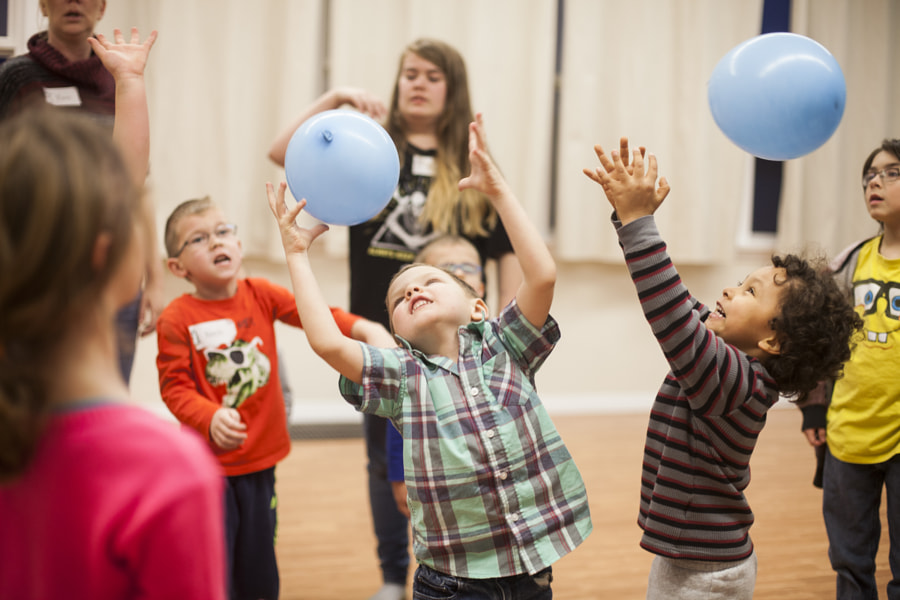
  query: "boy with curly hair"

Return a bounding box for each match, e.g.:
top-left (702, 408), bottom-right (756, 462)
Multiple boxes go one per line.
top-left (584, 139), bottom-right (862, 600)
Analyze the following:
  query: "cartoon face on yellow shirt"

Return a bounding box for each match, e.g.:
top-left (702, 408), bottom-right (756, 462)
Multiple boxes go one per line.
top-left (852, 278), bottom-right (900, 350)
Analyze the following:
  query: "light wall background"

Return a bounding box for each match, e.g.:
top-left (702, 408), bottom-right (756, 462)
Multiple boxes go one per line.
top-left (11, 0), bottom-right (898, 422)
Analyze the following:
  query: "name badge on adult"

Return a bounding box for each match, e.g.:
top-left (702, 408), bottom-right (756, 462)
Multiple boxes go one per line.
top-left (411, 154), bottom-right (435, 177)
top-left (43, 86), bottom-right (82, 107)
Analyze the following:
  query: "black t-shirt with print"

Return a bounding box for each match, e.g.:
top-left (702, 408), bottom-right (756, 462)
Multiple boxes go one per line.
top-left (348, 143), bottom-right (513, 327)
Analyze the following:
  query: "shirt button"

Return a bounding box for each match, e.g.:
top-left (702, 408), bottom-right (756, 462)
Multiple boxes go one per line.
top-left (486, 430), bottom-right (495, 439)
top-left (471, 387), bottom-right (480, 396)
top-left (498, 471), bottom-right (508, 480)
top-left (509, 513), bottom-right (520, 522)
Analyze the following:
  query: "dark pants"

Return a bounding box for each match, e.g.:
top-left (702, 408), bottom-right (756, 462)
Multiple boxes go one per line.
top-left (823, 447), bottom-right (900, 599)
top-left (115, 293), bottom-right (141, 383)
top-left (225, 467), bottom-right (279, 600)
top-left (413, 564), bottom-right (553, 600)
top-left (365, 412), bottom-right (410, 585)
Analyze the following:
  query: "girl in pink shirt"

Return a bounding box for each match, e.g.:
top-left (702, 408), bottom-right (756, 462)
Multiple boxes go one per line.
top-left (0, 28), bottom-right (226, 600)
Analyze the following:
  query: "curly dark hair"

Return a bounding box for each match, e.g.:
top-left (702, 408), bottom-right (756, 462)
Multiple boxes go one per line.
top-left (765, 254), bottom-right (863, 397)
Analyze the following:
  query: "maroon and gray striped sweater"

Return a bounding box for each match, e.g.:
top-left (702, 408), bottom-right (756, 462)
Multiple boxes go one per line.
top-left (616, 214), bottom-right (778, 562)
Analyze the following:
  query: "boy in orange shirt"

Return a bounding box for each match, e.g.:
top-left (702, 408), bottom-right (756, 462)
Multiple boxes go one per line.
top-left (157, 196), bottom-right (392, 600)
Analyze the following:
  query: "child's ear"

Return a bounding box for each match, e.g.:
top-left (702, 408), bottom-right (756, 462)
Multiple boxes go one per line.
top-left (757, 333), bottom-right (781, 356)
top-left (166, 257), bottom-right (188, 279)
top-left (470, 298), bottom-right (489, 321)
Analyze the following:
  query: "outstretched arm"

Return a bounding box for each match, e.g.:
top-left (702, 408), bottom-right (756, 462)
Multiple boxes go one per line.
top-left (268, 87), bottom-right (386, 166)
top-left (89, 27), bottom-right (157, 184)
top-left (266, 182), bottom-right (366, 383)
top-left (90, 28), bottom-right (164, 337)
top-left (458, 114), bottom-right (555, 328)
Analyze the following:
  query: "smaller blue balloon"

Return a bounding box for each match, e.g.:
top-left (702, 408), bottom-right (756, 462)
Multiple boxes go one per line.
top-left (284, 110), bottom-right (400, 226)
top-left (708, 32), bottom-right (846, 160)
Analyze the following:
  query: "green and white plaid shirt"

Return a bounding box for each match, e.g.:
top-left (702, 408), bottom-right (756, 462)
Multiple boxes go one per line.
top-left (340, 301), bottom-right (592, 578)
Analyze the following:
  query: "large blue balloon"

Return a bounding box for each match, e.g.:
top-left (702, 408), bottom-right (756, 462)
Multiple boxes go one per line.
top-left (708, 33), bottom-right (845, 161)
top-left (284, 110), bottom-right (400, 226)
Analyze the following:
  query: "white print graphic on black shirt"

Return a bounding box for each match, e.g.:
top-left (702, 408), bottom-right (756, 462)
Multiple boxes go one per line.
top-left (369, 188), bottom-right (439, 256)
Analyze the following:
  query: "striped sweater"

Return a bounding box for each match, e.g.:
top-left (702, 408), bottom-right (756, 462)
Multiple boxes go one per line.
top-left (616, 215), bottom-right (779, 561)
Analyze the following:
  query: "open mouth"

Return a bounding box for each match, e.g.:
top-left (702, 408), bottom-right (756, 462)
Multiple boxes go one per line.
top-left (411, 298), bottom-right (431, 313)
top-left (213, 254), bottom-right (231, 265)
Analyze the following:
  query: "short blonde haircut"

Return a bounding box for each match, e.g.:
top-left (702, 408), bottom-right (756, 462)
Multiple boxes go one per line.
top-left (163, 196), bottom-right (214, 257)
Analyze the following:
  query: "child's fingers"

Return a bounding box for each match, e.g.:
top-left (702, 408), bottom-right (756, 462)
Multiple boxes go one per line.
top-left (610, 149), bottom-right (627, 173)
top-left (645, 152), bottom-right (659, 178)
top-left (582, 167), bottom-right (601, 184)
top-left (583, 166), bottom-right (612, 187)
top-left (129, 26), bottom-right (140, 44)
top-left (474, 113), bottom-right (489, 154)
top-left (619, 137), bottom-right (630, 167)
top-left (113, 28), bottom-right (124, 44)
top-left (656, 176), bottom-right (671, 203)
top-left (468, 120), bottom-right (483, 156)
top-left (458, 147), bottom-right (488, 191)
top-left (265, 182), bottom-right (282, 217)
top-left (630, 149), bottom-right (645, 177)
top-left (591, 144), bottom-right (616, 174)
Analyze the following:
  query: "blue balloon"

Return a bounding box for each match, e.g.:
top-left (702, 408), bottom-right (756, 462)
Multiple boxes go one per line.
top-left (708, 33), bottom-right (846, 161)
top-left (284, 110), bottom-right (400, 225)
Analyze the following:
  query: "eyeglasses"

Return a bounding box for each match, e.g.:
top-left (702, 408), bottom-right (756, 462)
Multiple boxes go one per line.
top-left (862, 166), bottom-right (900, 188)
top-left (174, 223), bottom-right (238, 257)
top-left (438, 262), bottom-right (483, 275)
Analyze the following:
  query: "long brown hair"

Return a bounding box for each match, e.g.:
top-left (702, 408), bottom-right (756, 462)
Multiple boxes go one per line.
top-left (0, 108), bottom-right (140, 481)
top-left (385, 38), bottom-right (497, 237)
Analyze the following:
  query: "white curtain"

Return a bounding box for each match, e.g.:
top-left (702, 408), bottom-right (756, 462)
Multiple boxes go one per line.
top-left (100, 0), bottom-right (557, 261)
top-left (95, 0), bottom-right (898, 265)
top-left (778, 0), bottom-right (900, 258)
top-left (554, 0), bottom-right (764, 264)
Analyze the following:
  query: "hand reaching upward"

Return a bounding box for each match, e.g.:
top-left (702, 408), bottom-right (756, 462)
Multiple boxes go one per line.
top-left (89, 27), bottom-right (157, 82)
top-left (584, 138), bottom-right (670, 225)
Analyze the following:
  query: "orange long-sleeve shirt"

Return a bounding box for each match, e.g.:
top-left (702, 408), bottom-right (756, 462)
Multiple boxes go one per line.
top-left (157, 277), bottom-right (360, 476)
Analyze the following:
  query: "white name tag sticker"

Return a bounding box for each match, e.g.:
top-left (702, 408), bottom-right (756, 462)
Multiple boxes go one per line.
top-left (189, 319), bottom-right (237, 351)
top-left (43, 86), bottom-right (82, 107)
top-left (411, 154), bottom-right (435, 177)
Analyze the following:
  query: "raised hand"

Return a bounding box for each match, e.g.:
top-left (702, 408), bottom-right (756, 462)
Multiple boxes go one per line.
top-left (583, 139), bottom-right (670, 225)
top-left (89, 27), bottom-right (157, 81)
top-left (266, 182), bottom-right (330, 256)
top-left (458, 113), bottom-right (510, 200)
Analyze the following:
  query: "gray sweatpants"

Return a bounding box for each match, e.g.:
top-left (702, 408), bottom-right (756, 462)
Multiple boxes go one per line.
top-left (646, 551), bottom-right (757, 600)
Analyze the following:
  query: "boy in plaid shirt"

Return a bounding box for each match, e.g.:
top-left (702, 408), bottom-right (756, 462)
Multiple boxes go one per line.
top-left (267, 114), bottom-right (591, 599)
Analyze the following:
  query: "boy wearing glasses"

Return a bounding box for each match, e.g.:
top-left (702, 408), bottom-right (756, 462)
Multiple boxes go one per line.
top-left (799, 139), bottom-right (900, 599)
top-left (157, 196), bottom-right (392, 600)
top-left (385, 234), bottom-right (486, 518)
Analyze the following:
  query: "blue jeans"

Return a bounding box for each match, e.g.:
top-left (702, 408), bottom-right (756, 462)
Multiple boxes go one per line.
top-left (823, 447), bottom-right (900, 599)
top-left (365, 413), bottom-right (410, 585)
top-left (413, 564), bottom-right (553, 600)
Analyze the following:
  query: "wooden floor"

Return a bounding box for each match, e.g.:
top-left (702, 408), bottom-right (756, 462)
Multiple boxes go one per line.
top-left (274, 408), bottom-right (891, 599)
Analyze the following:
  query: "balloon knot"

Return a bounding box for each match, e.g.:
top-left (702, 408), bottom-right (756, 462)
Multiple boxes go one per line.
top-left (322, 130), bottom-right (333, 142)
